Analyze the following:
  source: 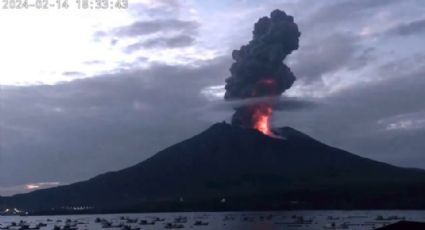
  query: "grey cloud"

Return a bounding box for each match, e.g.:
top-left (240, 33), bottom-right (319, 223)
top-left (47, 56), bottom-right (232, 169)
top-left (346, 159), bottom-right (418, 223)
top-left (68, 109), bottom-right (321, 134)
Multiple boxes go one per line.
top-left (110, 39), bottom-right (118, 46)
top-left (101, 19), bottom-right (199, 38)
top-left (376, 53), bottom-right (425, 80)
top-left (291, 33), bottom-right (370, 82)
top-left (62, 71), bottom-right (85, 77)
top-left (386, 18), bottom-right (425, 36)
top-left (136, 56), bottom-right (149, 63)
top-left (276, 60), bottom-right (425, 169)
top-left (347, 47), bottom-right (376, 70)
top-left (94, 18), bottom-right (199, 54)
top-left (129, 0), bottom-right (181, 19)
top-left (305, 0), bottom-right (399, 29)
top-left (0, 56), bottom-right (230, 193)
top-left (282, 0), bottom-right (390, 85)
top-left (124, 35), bottom-right (195, 53)
top-left (83, 60), bottom-right (105, 65)
top-left (206, 96), bottom-right (319, 113)
top-left (93, 31), bottom-right (107, 39)
top-left (142, 34), bottom-right (195, 48)
top-left (378, 111), bottom-right (425, 131)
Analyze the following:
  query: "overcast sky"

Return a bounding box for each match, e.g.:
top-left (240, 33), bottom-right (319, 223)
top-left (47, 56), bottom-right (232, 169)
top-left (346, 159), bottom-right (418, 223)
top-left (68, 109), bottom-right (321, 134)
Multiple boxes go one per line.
top-left (1, 0), bottom-right (425, 195)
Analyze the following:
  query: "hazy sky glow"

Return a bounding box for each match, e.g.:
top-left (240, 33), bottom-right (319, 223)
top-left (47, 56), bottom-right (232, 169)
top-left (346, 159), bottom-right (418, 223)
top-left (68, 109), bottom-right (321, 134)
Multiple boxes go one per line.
top-left (1, 0), bottom-right (425, 195)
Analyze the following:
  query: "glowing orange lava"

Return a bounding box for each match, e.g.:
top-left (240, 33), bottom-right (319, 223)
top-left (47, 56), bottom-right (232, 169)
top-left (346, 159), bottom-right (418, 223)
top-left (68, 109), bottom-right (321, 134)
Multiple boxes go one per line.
top-left (252, 104), bottom-right (273, 136)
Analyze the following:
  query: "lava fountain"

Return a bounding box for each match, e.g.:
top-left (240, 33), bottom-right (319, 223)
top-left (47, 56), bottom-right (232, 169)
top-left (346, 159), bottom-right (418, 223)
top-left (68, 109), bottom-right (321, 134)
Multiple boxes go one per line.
top-left (224, 9), bottom-right (300, 136)
top-left (232, 103), bottom-right (273, 136)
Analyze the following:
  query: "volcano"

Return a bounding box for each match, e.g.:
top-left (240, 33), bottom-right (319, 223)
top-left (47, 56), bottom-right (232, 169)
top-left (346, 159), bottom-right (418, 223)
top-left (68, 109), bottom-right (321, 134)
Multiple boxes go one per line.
top-left (2, 123), bottom-right (425, 213)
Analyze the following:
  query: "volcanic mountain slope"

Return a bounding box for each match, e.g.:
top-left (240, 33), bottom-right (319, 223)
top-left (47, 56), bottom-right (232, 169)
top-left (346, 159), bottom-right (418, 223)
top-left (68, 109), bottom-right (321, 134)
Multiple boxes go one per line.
top-left (2, 123), bottom-right (425, 213)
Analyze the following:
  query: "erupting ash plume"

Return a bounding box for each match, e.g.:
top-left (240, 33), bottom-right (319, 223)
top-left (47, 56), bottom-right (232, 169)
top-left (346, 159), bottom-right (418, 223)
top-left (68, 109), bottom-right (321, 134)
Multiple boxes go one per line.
top-left (224, 9), bottom-right (300, 135)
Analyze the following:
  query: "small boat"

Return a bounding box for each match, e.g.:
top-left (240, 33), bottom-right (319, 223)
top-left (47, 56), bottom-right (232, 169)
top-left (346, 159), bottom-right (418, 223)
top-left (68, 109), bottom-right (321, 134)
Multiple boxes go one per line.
top-left (139, 220), bottom-right (155, 225)
top-left (193, 221), bottom-right (208, 226)
top-left (164, 223), bottom-right (184, 229)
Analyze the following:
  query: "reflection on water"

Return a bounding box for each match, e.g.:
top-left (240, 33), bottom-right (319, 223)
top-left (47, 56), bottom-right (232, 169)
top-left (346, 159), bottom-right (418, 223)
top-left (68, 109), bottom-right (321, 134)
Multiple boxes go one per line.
top-left (0, 210), bottom-right (425, 230)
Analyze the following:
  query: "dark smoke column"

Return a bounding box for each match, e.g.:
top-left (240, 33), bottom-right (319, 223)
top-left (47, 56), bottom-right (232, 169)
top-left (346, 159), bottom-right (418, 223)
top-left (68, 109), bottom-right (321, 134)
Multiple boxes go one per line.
top-left (224, 9), bottom-right (300, 134)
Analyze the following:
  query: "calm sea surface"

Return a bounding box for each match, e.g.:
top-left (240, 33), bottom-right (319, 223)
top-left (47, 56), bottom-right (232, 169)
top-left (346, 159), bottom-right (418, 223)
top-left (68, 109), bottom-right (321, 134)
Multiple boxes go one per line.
top-left (1, 210), bottom-right (425, 230)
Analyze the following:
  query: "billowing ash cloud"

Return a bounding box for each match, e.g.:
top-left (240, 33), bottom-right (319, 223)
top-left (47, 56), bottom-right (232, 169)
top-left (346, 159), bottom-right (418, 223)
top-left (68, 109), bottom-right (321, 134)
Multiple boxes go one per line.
top-left (224, 9), bottom-right (300, 129)
top-left (225, 9), bottom-right (300, 100)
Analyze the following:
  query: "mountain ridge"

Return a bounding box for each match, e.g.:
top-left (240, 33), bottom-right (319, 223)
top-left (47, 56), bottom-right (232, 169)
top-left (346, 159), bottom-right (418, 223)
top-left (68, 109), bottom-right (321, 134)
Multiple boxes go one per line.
top-left (2, 122), bottom-right (425, 213)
